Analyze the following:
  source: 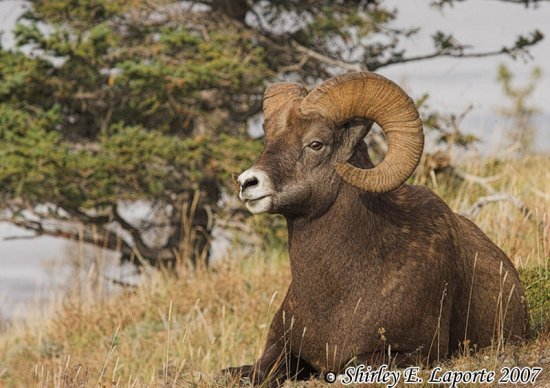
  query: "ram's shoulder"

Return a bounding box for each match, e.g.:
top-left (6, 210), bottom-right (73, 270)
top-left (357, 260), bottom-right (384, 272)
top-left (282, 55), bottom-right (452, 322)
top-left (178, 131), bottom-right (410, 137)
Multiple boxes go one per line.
top-left (395, 184), bottom-right (451, 210)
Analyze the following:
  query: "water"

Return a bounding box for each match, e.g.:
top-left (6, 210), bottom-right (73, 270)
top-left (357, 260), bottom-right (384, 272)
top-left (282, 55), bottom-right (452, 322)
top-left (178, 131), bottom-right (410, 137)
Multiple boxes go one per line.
top-left (0, 208), bottom-right (233, 321)
top-left (0, 222), bottom-right (139, 322)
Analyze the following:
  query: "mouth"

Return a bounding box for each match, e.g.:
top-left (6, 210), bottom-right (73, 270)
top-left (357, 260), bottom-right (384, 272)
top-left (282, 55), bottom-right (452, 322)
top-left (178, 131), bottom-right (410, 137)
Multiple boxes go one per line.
top-left (243, 194), bottom-right (273, 214)
top-left (245, 194), bottom-right (269, 203)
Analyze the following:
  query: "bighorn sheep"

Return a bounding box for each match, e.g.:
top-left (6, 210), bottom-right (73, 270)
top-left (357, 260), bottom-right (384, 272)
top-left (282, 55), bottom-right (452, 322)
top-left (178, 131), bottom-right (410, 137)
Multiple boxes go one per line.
top-left (225, 72), bottom-right (529, 385)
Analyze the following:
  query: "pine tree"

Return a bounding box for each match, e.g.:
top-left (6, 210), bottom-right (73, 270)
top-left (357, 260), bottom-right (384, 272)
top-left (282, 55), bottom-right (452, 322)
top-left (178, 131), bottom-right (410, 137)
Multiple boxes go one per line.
top-left (0, 0), bottom-right (543, 265)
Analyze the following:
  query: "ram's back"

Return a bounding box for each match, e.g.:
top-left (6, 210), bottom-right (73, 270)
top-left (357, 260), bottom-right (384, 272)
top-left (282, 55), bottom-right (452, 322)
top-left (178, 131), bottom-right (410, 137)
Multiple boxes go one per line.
top-left (449, 213), bottom-right (529, 351)
top-left (384, 185), bottom-right (529, 353)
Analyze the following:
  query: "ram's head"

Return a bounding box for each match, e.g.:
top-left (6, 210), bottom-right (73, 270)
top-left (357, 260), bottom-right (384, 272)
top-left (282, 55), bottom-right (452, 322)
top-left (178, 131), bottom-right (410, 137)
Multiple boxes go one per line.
top-left (238, 72), bottom-right (424, 217)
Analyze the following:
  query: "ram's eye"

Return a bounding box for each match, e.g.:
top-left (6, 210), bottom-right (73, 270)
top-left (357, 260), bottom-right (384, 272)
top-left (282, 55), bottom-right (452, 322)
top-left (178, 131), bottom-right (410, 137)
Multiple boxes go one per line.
top-left (309, 141), bottom-right (324, 151)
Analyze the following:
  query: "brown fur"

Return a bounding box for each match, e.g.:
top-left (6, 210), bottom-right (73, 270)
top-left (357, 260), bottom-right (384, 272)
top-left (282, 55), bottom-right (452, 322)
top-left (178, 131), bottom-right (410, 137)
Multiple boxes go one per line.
top-left (224, 104), bottom-right (529, 386)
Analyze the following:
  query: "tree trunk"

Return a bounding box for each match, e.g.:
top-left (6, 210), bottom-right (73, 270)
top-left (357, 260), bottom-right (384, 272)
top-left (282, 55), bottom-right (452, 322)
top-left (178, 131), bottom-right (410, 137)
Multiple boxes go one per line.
top-left (212, 0), bottom-right (249, 22)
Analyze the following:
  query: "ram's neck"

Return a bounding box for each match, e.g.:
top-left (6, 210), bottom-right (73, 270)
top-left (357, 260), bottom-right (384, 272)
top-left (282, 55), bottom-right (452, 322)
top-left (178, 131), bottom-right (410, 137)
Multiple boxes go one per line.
top-left (286, 184), bottom-right (401, 285)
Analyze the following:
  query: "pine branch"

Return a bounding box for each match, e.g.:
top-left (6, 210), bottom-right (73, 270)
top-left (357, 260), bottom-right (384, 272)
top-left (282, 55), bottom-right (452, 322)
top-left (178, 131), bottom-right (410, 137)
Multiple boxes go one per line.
top-left (111, 205), bottom-right (176, 263)
top-left (373, 48), bottom-right (508, 70)
top-left (0, 208), bottom-right (175, 265)
top-left (292, 41), bottom-right (366, 73)
top-left (432, 0), bottom-right (550, 9)
top-left (0, 215), bottom-right (135, 258)
top-left (372, 29), bottom-right (544, 70)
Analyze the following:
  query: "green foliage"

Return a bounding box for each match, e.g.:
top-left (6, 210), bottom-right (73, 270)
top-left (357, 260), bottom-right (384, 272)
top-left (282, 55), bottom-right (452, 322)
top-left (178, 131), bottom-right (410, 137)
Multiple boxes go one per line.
top-left (0, 50), bottom-right (54, 105)
top-left (520, 265), bottom-right (549, 335)
top-left (0, 107), bottom-right (261, 208)
top-left (0, 104), bottom-right (63, 203)
top-left (0, 1), bottom-right (269, 263)
top-left (27, 0), bottom-right (129, 26)
top-left (11, 8), bottom-right (269, 136)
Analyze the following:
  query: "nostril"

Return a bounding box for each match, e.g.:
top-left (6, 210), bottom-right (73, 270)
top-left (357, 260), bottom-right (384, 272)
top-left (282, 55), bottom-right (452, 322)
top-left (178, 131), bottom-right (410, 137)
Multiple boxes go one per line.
top-left (242, 176), bottom-right (259, 190)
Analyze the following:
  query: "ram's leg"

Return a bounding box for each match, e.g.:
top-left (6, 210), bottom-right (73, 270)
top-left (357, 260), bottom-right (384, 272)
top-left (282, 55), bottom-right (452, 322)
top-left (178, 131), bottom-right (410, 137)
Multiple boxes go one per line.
top-left (224, 344), bottom-right (316, 385)
top-left (221, 307), bottom-right (317, 385)
top-left (239, 342), bottom-right (316, 385)
top-left (221, 307), bottom-right (285, 384)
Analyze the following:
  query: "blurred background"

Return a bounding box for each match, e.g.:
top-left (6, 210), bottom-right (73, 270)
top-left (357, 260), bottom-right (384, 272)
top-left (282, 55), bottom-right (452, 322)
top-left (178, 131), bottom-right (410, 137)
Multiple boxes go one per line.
top-left (0, 1), bottom-right (548, 385)
top-left (0, 0), bottom-right (547, 323)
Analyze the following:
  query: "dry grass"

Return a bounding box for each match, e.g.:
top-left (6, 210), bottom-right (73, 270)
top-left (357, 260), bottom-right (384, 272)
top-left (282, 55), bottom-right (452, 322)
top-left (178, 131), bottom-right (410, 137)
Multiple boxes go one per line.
top-left (0, 250), bottom-right (292, 387)
top-left (430, 154), bottom-right (548, 271)
top-left (0, 155), bottom-right (548, 387)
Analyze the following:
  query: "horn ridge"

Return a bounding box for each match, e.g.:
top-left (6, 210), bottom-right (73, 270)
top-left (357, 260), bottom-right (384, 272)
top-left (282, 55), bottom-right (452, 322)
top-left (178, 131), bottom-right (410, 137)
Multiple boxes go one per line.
top-left (300, 72), bottom-right (424, 193)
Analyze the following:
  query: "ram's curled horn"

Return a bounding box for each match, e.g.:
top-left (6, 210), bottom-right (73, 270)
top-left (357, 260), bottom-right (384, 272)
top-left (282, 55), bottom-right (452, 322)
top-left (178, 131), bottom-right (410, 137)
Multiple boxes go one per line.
top-left (263, 82), bottom-right (308, 135)
top-left (300, 72), bottom-right (424, 193)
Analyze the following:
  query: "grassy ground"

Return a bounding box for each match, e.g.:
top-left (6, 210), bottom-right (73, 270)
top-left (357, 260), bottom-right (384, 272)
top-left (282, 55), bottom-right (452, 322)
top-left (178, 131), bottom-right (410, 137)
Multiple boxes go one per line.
top-left (0, 155), bottom-right (548, 387)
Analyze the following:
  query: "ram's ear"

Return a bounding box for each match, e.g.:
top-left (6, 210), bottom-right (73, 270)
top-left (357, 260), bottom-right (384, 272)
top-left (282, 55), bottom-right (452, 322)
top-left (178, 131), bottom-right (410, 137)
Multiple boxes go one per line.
top-left (263, 82), bottom-right (307, 137)
top-left (335, 119), bottom-right (374, 163)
